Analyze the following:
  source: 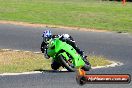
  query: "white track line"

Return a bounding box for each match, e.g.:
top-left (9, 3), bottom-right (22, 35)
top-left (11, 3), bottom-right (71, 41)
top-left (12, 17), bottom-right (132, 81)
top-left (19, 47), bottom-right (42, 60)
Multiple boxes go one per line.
top-left (13, 50), bottom-right (21, 52)
top-left (0, 71), bottom-right (42, 76)
top-left (24, 51), bottom-right (31, 52)
top-left (1, 49), bottom-right (11, 51)
top-left (34, 52), bottom-right (41, 54)
top-left (92, 61), bottom-right (123, 69)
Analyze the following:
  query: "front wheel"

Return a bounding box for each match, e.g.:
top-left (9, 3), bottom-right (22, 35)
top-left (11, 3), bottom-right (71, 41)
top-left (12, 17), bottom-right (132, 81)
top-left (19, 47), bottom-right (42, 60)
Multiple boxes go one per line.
top-left (59, 55), bottom-right (75, 72)
top-left (51, 61), bottom-right (61, 70)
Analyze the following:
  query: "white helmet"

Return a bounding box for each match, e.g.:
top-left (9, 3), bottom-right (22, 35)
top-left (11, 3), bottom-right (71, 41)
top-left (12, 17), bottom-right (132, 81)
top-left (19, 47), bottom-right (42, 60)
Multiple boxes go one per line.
top-left (63, 34), bottom-right (70, 39)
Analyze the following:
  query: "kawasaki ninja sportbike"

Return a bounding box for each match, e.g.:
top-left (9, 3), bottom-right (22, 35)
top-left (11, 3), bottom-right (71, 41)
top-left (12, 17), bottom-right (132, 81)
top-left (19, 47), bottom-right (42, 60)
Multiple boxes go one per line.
top-left (41, 38), bottom-right (91, 72)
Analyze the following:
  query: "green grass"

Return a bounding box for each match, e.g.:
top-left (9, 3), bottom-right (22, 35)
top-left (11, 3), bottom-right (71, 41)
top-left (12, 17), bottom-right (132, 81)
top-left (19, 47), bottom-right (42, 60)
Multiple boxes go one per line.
top-left (0, 50), bottom-right (51, 73)
top-left (0, 49), bottom-right (111, 73)
top-left (87, 54), bottom-right (112, 67)
top-left (0, 0), bottom-right (132, 33)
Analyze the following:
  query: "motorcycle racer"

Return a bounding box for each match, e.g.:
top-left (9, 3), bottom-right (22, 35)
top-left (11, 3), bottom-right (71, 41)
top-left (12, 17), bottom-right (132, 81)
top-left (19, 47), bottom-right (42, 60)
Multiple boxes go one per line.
top-left (40, 30), bottom-right (91, 71)
top-left (41, 30), bottom-right (84, 58)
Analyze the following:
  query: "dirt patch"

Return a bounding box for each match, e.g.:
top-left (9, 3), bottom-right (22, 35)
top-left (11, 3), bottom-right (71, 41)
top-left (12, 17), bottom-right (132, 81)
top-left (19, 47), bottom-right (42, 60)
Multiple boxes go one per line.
top-left (0, 49), bottom-right (113, 73)
top-left (0, 49), bottom-right (51, 73)
top-left (0, 20), bottom-right (108, 32)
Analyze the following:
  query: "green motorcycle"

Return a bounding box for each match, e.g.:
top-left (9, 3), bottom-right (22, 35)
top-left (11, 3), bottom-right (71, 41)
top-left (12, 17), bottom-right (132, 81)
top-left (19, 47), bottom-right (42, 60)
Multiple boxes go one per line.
top-left (41, 37), bottom-right (91, 72)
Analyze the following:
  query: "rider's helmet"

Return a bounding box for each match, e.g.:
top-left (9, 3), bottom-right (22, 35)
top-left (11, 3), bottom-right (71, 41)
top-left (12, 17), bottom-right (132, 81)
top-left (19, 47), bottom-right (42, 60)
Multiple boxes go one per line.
top-left (42, 30), bottom-right (52, 42)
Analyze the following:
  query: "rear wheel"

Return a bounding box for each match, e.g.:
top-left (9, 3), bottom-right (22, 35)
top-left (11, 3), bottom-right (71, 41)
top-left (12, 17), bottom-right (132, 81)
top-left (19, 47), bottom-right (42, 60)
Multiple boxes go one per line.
top-left (59, 55), bottom-right (75, 72)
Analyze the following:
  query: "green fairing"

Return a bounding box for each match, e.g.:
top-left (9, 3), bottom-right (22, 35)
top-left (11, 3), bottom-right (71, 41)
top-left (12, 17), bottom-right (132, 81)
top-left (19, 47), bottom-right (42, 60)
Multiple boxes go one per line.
top-left (47, 38), bottom-right (85, 68)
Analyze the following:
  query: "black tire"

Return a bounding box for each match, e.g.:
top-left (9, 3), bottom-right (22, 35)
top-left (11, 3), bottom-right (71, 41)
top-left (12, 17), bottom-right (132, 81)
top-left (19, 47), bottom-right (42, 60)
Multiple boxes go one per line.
top-left (59, 55), bottom-right (75, 72)
top-left (82, 58), bottom-right (91, 71)
top-left (51, 61), bottom-right (61, 70)
top-left (79, 76), bottom-right (87, 85)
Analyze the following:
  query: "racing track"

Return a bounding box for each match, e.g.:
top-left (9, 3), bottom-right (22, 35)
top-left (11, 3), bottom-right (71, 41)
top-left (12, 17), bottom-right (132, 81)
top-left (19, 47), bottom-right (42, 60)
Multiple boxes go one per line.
top-left (0, 24), bottom-right (132, 88)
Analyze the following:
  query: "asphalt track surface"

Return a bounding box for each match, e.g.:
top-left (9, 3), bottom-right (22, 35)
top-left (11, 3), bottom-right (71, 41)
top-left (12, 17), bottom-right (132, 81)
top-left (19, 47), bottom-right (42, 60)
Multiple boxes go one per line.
top-left (0, 24), bottom-right (132, 88)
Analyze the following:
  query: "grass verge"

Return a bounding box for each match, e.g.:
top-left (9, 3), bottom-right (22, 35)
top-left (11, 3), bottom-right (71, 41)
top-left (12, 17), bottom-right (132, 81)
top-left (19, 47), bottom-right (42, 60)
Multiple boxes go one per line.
top-left (0, 49), bottom-right (112, 73)
top-left (0, 0), bottom-right (132, 33)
